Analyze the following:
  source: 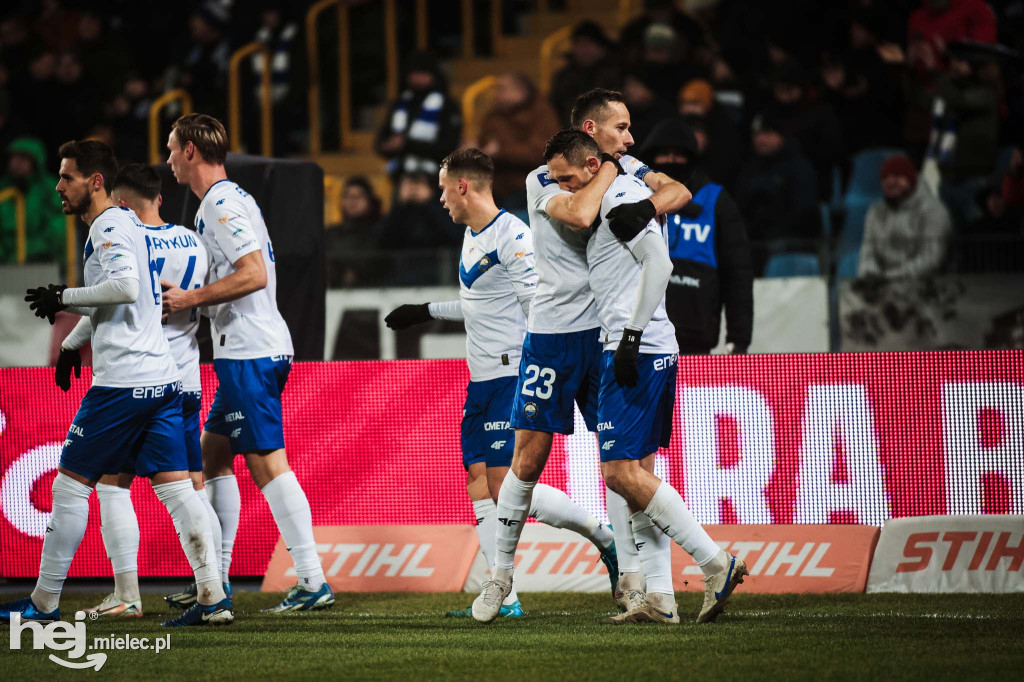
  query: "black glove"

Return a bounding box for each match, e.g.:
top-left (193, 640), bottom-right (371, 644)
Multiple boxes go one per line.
top-left (25, 283), bottom-right (67, 324)
top-left (384, 303), bottom-right (432, 330)
top-left (55, 347), bottom-right (82, 392)
top-left (606, 199), bottom-right (656, 244)
top-left (614, 328), bottom-right (642, 388)
top-left (600, 153), bottom-right (626, 175)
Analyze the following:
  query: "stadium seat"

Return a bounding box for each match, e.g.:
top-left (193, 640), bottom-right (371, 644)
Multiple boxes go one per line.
top-left (763, 253), bottom-right (821, 278)
top-left (838, 202), bottom-right (871, 253)
top-left (836, 248), bottom-right (860, 280)
top-left (844, 148), bottom-right (904, 206)
top-left (996, 145), bottom-right (1016, 173)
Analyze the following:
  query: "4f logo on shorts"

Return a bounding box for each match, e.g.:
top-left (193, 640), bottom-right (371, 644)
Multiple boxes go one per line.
top-left (490, 440), bottom-right (507, 450)
top-left (498, 518), bottom-right (520, 527)
top-left (602, 440), bottom-right (616, 451)
top-left (230, 428), bottom-right (242, 439)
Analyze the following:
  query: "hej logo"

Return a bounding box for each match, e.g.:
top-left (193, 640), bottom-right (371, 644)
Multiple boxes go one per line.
top-left (8, 610), bottom-right (172, 671)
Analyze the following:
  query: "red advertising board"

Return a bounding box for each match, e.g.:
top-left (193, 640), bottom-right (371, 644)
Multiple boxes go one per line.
top-left (1, 351), bottom-right (1022, 579)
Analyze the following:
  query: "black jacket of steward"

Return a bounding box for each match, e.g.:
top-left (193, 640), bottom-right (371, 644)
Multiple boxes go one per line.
top-left (665, 170), bottom-right (754, 352)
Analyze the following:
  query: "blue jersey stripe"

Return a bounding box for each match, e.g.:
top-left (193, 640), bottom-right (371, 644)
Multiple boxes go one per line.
top-left (459, 249), bottom-right (500, 289)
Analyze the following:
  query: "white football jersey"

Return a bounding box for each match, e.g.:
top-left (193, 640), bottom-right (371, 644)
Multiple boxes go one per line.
top-left (146, 223), bottom-right (208, 391)
top-left (195, 180), bottom-right (293, 360)
top-left (81, 206), bottom-right (178, 388)
top-left (458, 210), bottom-right (537, 381)
top-left (524, 165), bottom-right (599, 334)
top-left (587, 174), bottom-right (678, 355)
top-left (523, 155), bottom-right (654, 335)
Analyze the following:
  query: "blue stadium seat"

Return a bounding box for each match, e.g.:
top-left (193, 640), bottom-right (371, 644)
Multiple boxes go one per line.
top-left (844, 148), bottom-right (904, 206)
top-left (836, 248), bottom-right (860, 280)
top-left (838, 202), bottom-right (871, 253)
top-left (763, 253), bottom-right (821, 278)
top-left (996, 145), bottom-right (1015, 173)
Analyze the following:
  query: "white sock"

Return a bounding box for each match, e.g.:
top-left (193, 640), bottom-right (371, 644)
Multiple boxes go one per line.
top-left (262, 471), bottom-right (325, 591)
top-left (195, 487), bottom-right (223, 584)
top-left (605, 486), bottom-right (641, 577)
top-left (96, 483), bottom-right (140, 602)
top-left (644, 481), bottom-right (729, 576)
top-left (530, 484), bottom-right (614, 551)
top-left (31, 473), bottom-right (92, 612)
top-left (152, 479), bottom-right (224, 605)
top-left (630, 511), bottom-right (674, 597)
top-left (473, 498), bottom-right (519, 605)
top-left (206, 475), bottom-right (240, 582)
top-left (493, 470), bottom-right (535, 575)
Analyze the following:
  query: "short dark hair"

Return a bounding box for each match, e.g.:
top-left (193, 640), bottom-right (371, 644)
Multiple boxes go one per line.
top-left (172, 113), bottom-right (228, 164)
top-left (543, 129), bottom-right (600, 167)
top-left (440, 147), bottom-right (494, 186)
top-left (112, 163), bottom-right (162, 201)
top-left (570, 88), bottom-right (625, 129)
top-left (58, 139), bottom-right (118, 194)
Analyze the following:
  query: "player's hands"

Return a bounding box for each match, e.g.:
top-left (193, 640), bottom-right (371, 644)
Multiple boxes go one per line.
top-left (606, 199), bottom-right (656, 244)
top-left (613, 328), bottom-right (642, 388)
top-left (384, 303), bottom-right (432, 330)
top-left (161, 280), bottom-right (192, 316)
top-left (600, 153), bottom-right (625, 175)
top-left (55, 346), bottom-right (82, 392)
top-left (25, 283), bottom-right (67, 324)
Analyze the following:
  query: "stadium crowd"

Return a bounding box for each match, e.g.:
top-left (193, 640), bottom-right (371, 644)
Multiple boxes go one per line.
top-left (1, 0), bottom-right (1023, 281)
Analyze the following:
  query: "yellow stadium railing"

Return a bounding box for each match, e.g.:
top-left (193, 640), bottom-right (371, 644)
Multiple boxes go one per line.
top-left (0, 186), bottom-right (26, 264)
top-left (416, 0), bottom-right (428, 50)
top-left (306, 0), bottom-right (348, 154)
top-left (461, 75), bottom-right (497, 144)
top-left (539, 25), bottom-right (573, 96)
top-left (65, 215), bottom-right (77, 286)
top-left (618, 0), bottom-right (639, 27)
top-left (148, 89), bottom-right (193, 165)
top-left (229, 41), bottom-right (274, 157)
top-left (384, 0), bottom-right (399, 102)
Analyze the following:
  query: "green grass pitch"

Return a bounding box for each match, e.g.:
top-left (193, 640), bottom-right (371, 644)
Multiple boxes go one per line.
top-left (6, 591), bottom-right (1023, 680)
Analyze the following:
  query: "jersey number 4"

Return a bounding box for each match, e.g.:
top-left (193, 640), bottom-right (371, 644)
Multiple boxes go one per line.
top-left (521, 364), bottom-right (556, 400)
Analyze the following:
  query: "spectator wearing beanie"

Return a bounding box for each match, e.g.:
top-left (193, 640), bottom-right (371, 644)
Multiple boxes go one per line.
top-left (550, 21), bottom-right (620, 125)
top-left (640, 117), bottom-right (753, 355)
top-left (622, 65), bottom-right (676, 146)
top-left (858, 154), bottom-right (952, 279)
top-left (679, 78), bottom-right (743, 189)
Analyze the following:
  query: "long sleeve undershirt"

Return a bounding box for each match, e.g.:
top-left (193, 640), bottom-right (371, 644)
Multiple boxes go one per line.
top-left (626, 230), bottom-right (673, 332)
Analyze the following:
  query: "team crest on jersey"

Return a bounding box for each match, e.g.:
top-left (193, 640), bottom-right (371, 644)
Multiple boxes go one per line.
top-left (523, 402), bottom-right (538, 419)
top-left (478, 255), bottom-right (491, 271)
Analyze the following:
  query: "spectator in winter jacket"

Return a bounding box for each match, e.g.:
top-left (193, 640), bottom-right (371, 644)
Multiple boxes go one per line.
top-left (550, 21), bottom-right (620, 126)
top-left (858, 154), bottom-right (952, 278)
top-left (734, 110), bottom-right (819, 265)
top-left (639, 117), bottom-right (753, 354)
top-left (476, 73), bottom-right (559, 210)
top-left (376, 51), bottom-right (462, 180)
top-left (0, 136), bottom-right (67, 264)
top-left (761, 60), bottom-right (844, 201)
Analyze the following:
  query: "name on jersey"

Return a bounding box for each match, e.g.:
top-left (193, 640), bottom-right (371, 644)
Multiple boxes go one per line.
top-left (149, 234), bottom-right (200, 251)
top-left (484, 420), bottom-right (511, 431)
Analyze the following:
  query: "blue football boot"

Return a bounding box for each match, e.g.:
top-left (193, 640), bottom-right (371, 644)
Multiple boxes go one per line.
top-left (0, 596), bottom-right (60, 624)
top-left (598, 538), bottom-right (620, 602)
top-left (261, 582), bottom-right (335, 613)
top-left (161, 598), bottom-right (234, 627)
top-left (445, 600), bottom-right (524, 618)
